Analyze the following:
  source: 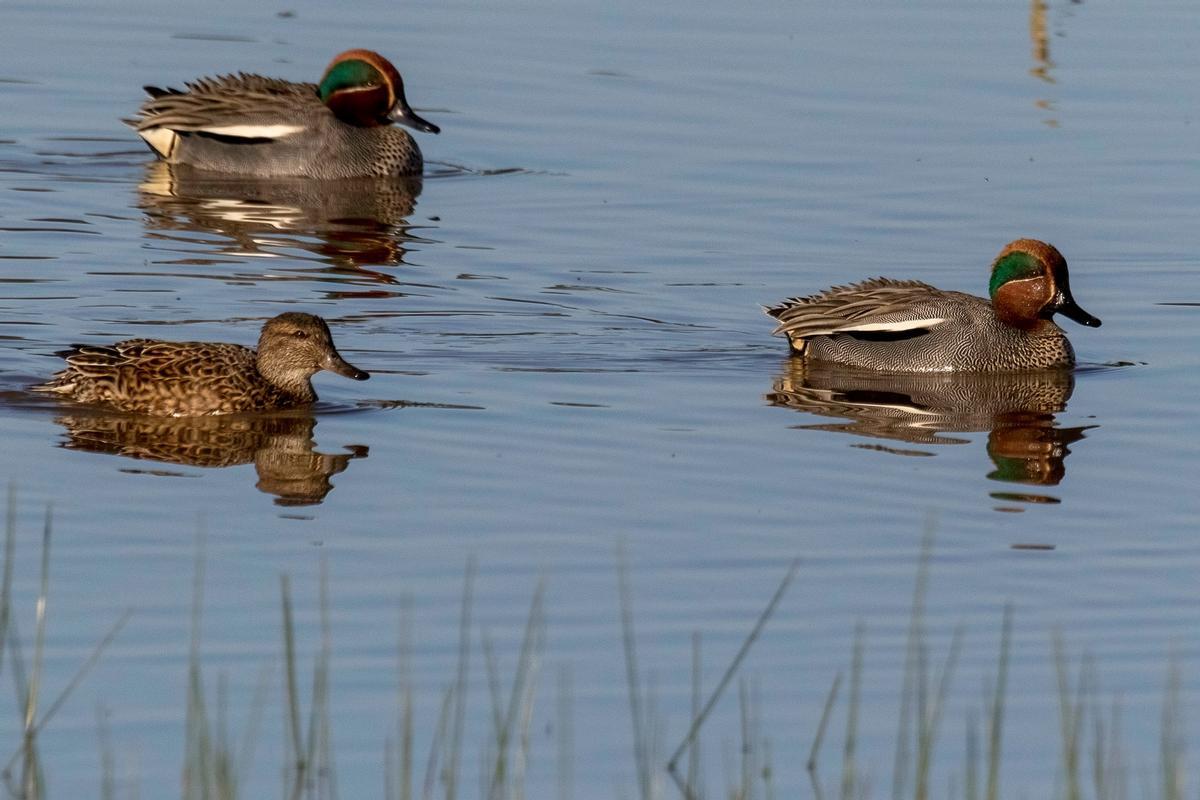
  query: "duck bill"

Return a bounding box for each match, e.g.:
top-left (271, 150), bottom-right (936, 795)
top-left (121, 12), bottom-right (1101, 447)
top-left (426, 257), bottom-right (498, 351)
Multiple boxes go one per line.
top-left (323, 352), bottom-right (370, 381)
top-left (1056, 293), bottom-right (1102, 328)
top-left (388, 101), bottom-right (440, 134)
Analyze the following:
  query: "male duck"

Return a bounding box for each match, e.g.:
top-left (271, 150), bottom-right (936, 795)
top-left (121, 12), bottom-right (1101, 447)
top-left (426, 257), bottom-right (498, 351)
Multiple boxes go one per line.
top-left (34, 313), bottom-right (369, 416)
top-left (126, 49), bottom-right (439, 178)
top-left (765, 239), bottom-right (1101, 371)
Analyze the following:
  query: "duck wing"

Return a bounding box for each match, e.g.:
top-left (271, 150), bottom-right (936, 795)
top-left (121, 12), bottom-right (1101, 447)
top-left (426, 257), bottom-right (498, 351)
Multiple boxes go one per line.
top-left (765, 278), bottom-right (961, 340)
top-left (125, 74), bottom-right (327, 141)
top-left (57, 340), bottom-right (255, 385)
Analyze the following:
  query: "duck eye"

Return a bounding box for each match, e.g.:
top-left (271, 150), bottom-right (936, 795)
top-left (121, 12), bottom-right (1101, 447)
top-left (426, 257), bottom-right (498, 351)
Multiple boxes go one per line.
top-left (292, 330), bottom-right (308, 339)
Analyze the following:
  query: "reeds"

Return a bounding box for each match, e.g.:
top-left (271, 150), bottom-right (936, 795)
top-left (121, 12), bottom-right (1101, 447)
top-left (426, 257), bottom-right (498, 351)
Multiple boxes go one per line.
top-left (804, 543), bottom-right (1017, 800)
top-left (0, 492), bottom-right (131, 800)
top-left (2, 496), bottom-right (1197, 799)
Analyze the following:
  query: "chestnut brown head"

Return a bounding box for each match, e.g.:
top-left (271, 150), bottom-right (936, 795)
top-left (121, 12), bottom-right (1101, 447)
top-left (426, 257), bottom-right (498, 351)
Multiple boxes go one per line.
top-left (988, 239), bottom-right (1100, 330)
top-left (317, 49), bottom-right (440, 133)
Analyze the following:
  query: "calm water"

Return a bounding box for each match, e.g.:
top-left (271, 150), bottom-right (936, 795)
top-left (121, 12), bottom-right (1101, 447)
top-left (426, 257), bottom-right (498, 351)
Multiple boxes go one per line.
top-left (2, 0), bottom-right (1199, 795)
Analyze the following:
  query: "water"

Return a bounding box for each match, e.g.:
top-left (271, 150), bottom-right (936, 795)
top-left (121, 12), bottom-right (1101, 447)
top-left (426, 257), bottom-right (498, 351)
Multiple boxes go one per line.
top-left (2, 0), bottom-right (1198, 795)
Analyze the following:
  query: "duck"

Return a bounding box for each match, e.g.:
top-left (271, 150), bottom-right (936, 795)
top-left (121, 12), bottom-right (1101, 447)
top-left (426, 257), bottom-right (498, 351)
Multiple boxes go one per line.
top-left (765, 239), bottom-right (1101, 371)
top-left (33, 313), bottom-right (369, 416)
top-left (125, 49), bottom-right (439, 178)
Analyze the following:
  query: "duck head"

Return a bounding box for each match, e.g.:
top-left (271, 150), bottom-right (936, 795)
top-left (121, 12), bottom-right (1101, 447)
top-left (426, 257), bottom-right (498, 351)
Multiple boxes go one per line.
top-left (987, 239), bottom-right (1101, 330)
top-left (257, 312), bottom-right (369, 398)
top-left (317, 49), bottom-right (440, 134)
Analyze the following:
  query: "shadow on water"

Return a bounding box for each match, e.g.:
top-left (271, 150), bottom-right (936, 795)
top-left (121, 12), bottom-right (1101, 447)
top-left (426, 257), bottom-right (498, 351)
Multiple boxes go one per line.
top-left (765, 360), bottom-right (1097, 508)
top-left (48, 408), bottom-right (366, 507)
top-left (135, 162), bottom-right (432, 274)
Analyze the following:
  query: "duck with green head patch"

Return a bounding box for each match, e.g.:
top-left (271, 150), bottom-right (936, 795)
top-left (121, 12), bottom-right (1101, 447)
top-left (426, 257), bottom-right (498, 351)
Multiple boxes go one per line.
top-left (126, 49), bottom-right (440, 178)
top-left (765, 239), bottom-right (1101, 371)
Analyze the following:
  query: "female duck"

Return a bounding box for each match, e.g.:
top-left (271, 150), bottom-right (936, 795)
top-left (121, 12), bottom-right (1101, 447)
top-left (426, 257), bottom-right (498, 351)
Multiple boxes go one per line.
top-left (34, 313), bottom-right (369, 416)
top-left (126, 49), bottom-right (439, 178)
top-left (765, 239), bottom-right (1101, 371)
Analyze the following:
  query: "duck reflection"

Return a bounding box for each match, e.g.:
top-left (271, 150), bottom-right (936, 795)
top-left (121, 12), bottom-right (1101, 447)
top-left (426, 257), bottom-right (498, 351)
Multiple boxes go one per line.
top-left (766, 361), bottom-right (1094, 504)
top-left (52, 410), bottom-right (367, 506)
top-left (1027, 0), bottom-right (1087, 128)
top-left (1029, 0), bottom-right (1054, 84)
top-left (137, 161), bottom-right (424, 270)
